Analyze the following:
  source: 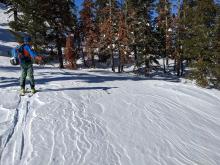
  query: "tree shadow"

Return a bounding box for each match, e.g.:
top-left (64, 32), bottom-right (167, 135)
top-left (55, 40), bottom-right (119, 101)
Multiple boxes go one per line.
top-left (0, 45), bottom-right (12, 56)
top-left (39, 86), bottom-right (118, 94)
top-left (0, 28), bottom-right (16, 43)
top-left (0, 65), bottom-right (57, 72)
top-left (0, 77), bottom-right (19, 88)
top-left (147, 70), bottom-right (181, 82)
top-left (0, 65), bottom-right (20, 71)
top-left (36, 72), bottom-right (143, 85)
top-left (0, 66), bottom-right (181, 89)
top-left (0, 70), bottom-right (138, 89)
top-left (0, 26), bottom-right (16, 56)
top-left (0, 23), bottom-right (8, 27)
top-left (0, 77), bottom-right (18, 83)
top-left (88, 69), bottom-right (181, 83)
top-left (0, 3), bottom-right (7, 10)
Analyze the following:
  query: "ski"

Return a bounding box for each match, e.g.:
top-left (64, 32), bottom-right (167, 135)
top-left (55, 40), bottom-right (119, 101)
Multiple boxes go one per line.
top-left (19, 88), bottom-right (39, 96)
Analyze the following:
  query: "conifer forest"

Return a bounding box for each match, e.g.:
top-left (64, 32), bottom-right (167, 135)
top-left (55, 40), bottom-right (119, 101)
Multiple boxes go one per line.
top-left (2, 0), bottom-right (220, 88)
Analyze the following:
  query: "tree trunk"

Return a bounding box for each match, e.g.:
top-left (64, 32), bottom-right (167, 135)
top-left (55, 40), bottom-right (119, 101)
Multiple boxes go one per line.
top-left (176, 58), bottom-right (180, 76)
top-left (166, 57), bottom-right (169, 66)
top-left (163, 56), bottom-right (166, 73)
top-left (118, 48), bottom-right (121, 73)
top-left (180, 56), bottom-right (184, 76)
top-left (79, 39), bottom-right (88, 67)
top-left (174, 58), bottom-right (176, 72)
top-left (81, 48), bottom-right (88, 67)
top-left (57, 40), bottom-right (64, 69)
top-left (145, 57), bottom-right (150, 77)
top-left (91, 54), bottom-right (95, 68)
top-left (133, 45), bottom-right (138, 66)
top-left (111, 49), bottom-right (115, 72)
top-left (176, 52), bottom-right (184, 76)
top-left (14, 8), bottom-right (18, 23)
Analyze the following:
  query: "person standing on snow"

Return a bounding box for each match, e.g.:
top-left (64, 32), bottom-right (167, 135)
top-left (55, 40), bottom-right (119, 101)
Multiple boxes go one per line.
top-left (11, 36), bottom-right (42, 96)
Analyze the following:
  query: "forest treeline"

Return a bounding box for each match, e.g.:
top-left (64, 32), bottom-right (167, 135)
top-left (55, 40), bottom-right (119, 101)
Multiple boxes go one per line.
top-left (2, 0), bottom-right (220, 88)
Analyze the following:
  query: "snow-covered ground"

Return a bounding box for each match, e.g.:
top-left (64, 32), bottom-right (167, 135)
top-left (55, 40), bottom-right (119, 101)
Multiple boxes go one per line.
top-left (0, 3), bottom-right (17, 56)
top-left (1, 3), bottom-right (220, 165)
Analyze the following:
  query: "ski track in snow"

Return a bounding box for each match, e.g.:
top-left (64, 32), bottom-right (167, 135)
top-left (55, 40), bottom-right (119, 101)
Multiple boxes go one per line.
top-left (21, 86), bottom-right (124, 165)
top-left (0, 95), bottom-right (33, 165)
top-left (0, 82), bottom-right (124, 165)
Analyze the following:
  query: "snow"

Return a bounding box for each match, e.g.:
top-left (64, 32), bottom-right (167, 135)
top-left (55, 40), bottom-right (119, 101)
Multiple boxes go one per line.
top-left (0, 3), bottom-right (17, 55)
top-left (1, 3), bottom-right (220, 165)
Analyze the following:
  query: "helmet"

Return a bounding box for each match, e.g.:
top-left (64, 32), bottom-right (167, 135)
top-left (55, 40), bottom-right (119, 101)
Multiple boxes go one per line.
top-left (24, 36), bottom-right (32, 43)
top-left (10, 57), bottom-right (19, 65)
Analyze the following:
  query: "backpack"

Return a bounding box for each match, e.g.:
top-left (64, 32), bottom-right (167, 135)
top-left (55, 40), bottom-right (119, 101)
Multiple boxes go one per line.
top-left (17, 44), bottom-right (32, 63)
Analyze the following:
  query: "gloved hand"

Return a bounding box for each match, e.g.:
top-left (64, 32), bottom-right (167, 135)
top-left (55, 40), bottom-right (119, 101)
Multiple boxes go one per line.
top-left (34, 55), bottom-right (44, 64)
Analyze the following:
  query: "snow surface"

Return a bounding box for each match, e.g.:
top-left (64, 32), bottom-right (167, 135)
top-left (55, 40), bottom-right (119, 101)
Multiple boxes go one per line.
top-left (0, 3), bottom-right (17, 55)
top-left (1, 3), bottom-right (220, 165)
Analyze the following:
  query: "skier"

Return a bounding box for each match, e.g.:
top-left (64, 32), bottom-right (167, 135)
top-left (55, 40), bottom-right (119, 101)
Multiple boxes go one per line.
top-left (11, 36), bottom-right (42, 96)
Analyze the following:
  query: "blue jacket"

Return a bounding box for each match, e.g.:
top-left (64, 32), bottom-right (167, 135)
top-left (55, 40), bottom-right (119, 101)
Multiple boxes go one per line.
top-left (11, 44), bottom-right (37, 64)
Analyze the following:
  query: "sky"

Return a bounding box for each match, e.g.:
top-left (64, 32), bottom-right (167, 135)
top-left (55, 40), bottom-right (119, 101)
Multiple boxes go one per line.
top-left (74, 0), bottom-right (178, 14)
top-left (74, 0), bottom-right (178, 21)
top-left (74, 0), bottom-right (219, 15)
top-left (75, 0), bottom-right (83, 11)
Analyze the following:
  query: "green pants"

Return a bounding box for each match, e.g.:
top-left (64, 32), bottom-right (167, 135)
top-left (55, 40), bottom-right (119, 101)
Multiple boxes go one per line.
top-left (20, 63), bottom-right (35, 89)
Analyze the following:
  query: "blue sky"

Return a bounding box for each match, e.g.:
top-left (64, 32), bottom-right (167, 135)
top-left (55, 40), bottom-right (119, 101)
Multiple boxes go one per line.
top-left (75, 0), bottom-right (83, 6)
top-left (74, 0), bottom-right (178, 13)
top-left (75, 0), bottom-right (83, 11)
top-left (75, 0), bottom-right (179, 13)
top-left (74, 0), bottom-right (220, 15)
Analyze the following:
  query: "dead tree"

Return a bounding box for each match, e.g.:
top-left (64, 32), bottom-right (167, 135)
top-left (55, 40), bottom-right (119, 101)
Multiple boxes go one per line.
top-left (64, 34), bottom-right (77, 69)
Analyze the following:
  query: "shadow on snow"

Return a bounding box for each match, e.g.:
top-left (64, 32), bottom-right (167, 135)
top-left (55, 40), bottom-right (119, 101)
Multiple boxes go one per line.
top-left (39, 87), bottom-right (118, 94)
top-left (0, 65), bottom-right (181, 89)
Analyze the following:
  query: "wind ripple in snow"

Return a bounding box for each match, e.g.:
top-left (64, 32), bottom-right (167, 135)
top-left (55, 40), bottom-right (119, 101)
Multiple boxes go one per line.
top-left (27, 90), bottom-right (122, 165)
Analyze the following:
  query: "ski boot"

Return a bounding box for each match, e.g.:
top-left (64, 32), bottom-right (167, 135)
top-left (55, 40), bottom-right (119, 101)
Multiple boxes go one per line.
top-left (31, 88), bottom-right (36, 94)
top-left (20, 88), bottom-right (25, 96)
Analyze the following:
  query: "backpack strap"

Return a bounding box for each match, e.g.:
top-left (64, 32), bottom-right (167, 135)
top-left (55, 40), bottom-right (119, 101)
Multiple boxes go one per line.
top-left (16, 44), bottom-right (25, 59)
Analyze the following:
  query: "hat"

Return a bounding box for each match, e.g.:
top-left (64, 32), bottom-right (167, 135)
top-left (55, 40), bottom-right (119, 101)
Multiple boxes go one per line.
top-left (24, 36), bottom-right (32, 43)
top-left (17, 37), bottom-right (23, 43)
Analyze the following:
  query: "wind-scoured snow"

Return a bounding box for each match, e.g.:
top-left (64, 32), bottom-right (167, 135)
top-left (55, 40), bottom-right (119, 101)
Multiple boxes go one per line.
top-left (0, 3), bottom-right (220, 165)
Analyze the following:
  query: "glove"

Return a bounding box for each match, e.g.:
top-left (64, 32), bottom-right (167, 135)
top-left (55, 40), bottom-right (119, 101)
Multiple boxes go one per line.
top-left (34, 55), bottom-right (43, 64)
top-left (10, 57), bottom-right (19, 65)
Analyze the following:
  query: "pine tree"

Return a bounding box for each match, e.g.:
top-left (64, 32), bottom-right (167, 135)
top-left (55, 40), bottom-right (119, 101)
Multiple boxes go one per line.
top-left (7, 0), bottom-right (77, 68)
top-left (80, 0), bottom-right (98, 68)
top-left (210, 4), bottom-right (220, 88)
top-left (127, 0), bottom-right (157, 75)
top-left (156, 0), bottom-right (172, 72)
top-left (96, 0), bottom-right (120, 72)
top-left (173, 0), bottom-right (184, 76)
top-left (6, 0), bottom-right (21, 30)
top-left (0, 0), bottom-right (7, 3)
top-left (117, 2), bottom-right (129, 73)
top-left (40, 0), bottom-right (77, 68)
top-left (94, 0), bottom-right (109, 22)
top-left (180, 0), bottom-right (218, 87)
